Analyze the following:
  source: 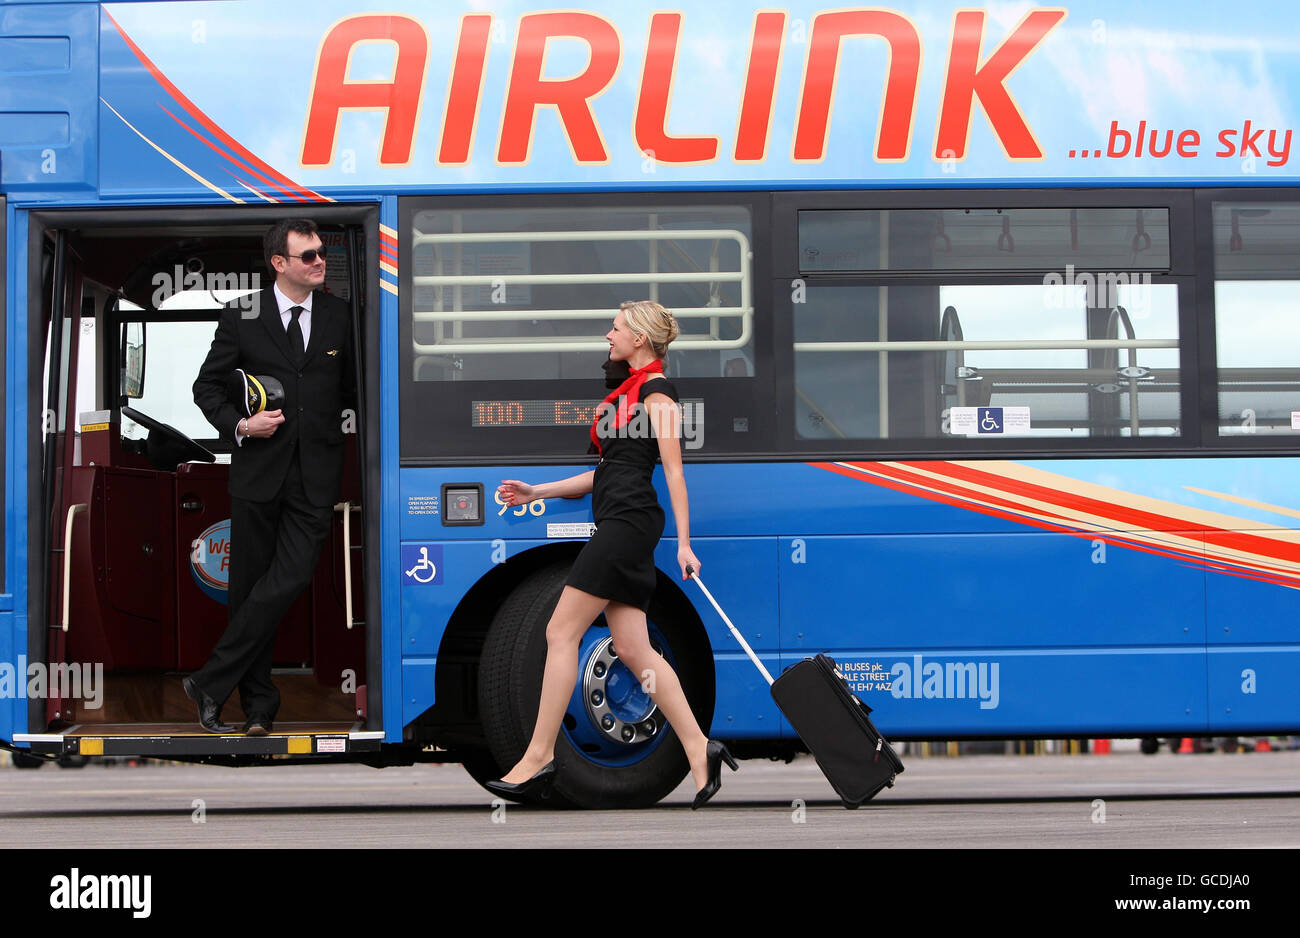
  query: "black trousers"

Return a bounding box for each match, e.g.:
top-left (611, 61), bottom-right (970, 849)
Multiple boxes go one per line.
top-left (192, 449), bottom-right (333, 719)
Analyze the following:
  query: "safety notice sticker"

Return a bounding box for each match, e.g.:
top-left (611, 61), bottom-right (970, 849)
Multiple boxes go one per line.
top-left (950, 406), bottom-right (1032, 436)
top-left (547, 523), bottom-right (598, 538)
top-left (1292, 411), bottom-right (1300, 430)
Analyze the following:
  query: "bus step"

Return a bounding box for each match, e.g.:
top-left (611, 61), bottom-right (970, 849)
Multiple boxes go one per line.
top-left (14, 722), bottom-right (381, 757)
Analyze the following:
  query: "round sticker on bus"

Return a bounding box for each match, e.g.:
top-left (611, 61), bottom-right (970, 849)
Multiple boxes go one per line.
top-left (191, 519), bottom-right (231, 604)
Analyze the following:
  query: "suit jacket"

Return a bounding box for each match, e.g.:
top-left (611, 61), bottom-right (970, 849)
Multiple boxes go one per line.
top-left (193, 286), bottom-right (356, 507)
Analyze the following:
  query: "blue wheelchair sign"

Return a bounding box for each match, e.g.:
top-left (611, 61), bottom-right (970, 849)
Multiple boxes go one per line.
top-left (401, 543), bottom-right (443, 585)
top-left (977, 407), bottom-right (1003, 434)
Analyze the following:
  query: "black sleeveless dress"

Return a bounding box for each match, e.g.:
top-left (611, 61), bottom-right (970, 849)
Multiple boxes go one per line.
top-left (564, 376), bottom-right (679, 611)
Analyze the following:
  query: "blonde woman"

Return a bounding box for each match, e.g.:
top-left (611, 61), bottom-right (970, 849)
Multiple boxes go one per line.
top-left (488, 301), bottom-right (736, 809)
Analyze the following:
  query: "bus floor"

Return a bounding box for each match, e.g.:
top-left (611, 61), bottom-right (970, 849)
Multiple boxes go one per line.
top-left (52, 670), bottom-right (359, 731)
top-left (60, 721), bottom-right (355, 737)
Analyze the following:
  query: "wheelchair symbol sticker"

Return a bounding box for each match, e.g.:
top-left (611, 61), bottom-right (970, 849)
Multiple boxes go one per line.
top-left (401, 544), bottom-right (443, 585)
top-left (949, 406), bottom-right (1031, 436)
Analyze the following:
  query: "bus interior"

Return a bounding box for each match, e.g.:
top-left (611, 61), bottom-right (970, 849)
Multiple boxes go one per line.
top-left (28, 207), bottom-right (380, 757)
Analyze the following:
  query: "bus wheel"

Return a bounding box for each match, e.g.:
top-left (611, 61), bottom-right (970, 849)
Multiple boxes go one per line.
top-left (477, 561), bottom-right (713, 809)
top-left (1139, 737), bottom-right (1159, 755)
top-left (10, 750), bottom-right (46, 769)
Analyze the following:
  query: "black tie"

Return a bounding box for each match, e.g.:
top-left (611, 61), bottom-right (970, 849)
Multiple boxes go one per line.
top-left (287, 305), bottom-right (306, 365)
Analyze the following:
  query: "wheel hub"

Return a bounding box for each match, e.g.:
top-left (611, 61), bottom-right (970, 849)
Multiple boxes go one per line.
top-left (581, 635), bottom-right (665, 745)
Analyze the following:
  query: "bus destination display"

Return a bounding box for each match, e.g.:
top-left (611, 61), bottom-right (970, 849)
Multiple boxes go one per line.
top-left (472, 399), bottom-right (703, 429)
top-left (473, 400), bottom-right (602, 427)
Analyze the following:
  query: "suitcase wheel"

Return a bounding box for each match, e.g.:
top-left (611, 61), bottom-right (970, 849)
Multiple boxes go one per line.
top-left (841, 799), bottom-right (860, 810)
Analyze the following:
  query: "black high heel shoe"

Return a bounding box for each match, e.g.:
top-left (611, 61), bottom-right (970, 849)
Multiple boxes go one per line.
top-left (692, 740), bottom-right (738, 809)
top-left (485, 761), bottom-right (557, 800)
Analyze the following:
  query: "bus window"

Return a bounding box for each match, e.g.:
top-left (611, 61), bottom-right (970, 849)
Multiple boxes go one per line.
top-left (410, 204), bottom-right (752, 381)
top-left (1212, 201), bottom-right (1300, 437)
top-left (793, 281), bottom-right (1182, 441)
top-left (798, 207), bottom-right (1172, 273)
top-left (119, 317), bottom-right (227, 453)
top-left (401, 200), bottom-right (759, 459)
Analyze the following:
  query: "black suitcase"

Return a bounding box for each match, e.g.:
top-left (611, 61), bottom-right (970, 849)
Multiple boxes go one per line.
top-left (688, 568), bottom-right (904, 808)
top-left (771, 654), bottom-right (904, 807)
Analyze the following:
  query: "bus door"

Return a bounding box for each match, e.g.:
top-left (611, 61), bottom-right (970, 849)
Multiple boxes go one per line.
top-left (20, 212), bottom-right (379, 760)
top-left (40, 231), bottom-right (95, 728)
top-left (38, 234), bottom-right (182, 729)
top-left (311, 227), bottom-right (369, 714)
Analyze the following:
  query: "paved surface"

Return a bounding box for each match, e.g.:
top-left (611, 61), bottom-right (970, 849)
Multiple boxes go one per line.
top-left (2, 749), bottom-right (1299, 848)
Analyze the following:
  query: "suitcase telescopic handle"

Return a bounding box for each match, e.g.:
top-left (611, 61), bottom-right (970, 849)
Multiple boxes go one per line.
top-left (686, 565), bottom-right (776, 687)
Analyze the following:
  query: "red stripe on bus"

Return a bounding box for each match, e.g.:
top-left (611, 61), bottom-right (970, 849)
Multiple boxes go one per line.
top-left (853, 460), bottom-right (1081, 527)
top-left (813, 462), bottom-right (1300, 590)
top-left (159, 103), bottom-right (297, 201)
top-left (914, 461), bottom-right (1300, 566)
top-left (834, 461), bottom-right (1228, 570)
top-left (105, 9), bottom-right (326, 203)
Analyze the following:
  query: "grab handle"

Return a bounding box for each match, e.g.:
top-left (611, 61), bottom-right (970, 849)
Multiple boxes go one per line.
top-left (61, 504), bottom-right (88, 632)
top-left (335, 502), bottom-right (362, 630)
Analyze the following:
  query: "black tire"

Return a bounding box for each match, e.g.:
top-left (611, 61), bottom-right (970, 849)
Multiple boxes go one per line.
top-left (477, 560), bottom-right (714, 809)
top-left (10, 750), bottom-right (45, 769)
top-left (1140, 737), bottom-right (1159, 755)
top-left (57, 754), bottom-right (90, 769)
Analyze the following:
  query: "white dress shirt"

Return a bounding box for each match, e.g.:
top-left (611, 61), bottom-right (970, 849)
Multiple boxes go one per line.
top-left (234, 284), bottom-right (313, 445)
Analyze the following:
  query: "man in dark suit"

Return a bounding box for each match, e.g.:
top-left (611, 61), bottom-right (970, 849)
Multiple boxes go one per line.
top-left (187, 218), bottom-right (355, 734)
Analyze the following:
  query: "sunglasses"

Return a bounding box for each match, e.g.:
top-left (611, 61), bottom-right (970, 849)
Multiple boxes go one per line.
top-left (282, 246), bottom-right (328, 264)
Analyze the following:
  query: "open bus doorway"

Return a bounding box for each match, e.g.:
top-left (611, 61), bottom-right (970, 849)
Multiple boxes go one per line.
top-left (24, 206), bottom-right (382, 761)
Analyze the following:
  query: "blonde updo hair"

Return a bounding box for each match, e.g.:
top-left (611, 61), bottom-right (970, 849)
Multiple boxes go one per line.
top-left (620, 300), bottom-right (679, 360)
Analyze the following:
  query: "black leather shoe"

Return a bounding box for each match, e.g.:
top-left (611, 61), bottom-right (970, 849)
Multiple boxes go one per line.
top-left (242, 715), bottom-right (273, 736)
top-left (485, 761), bottom-right (557, 799)
top-left (692, 740), bottom-right (738, 809)
top-left (182, 676), bottom-right (235, 734)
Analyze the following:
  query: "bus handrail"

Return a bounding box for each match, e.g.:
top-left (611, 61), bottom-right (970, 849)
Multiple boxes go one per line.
top-left (61, 504), bottom-right (88, 633)
top-left (411, 228), bottom-right (750, 247)
top-left (413, 270), bottom-right (744, 287)
top-left (336, 502), bottom-right (361, 631)
top-left (792, 338), bottom-right (1178, 352)
top-left (412, 225), bottom-right (752, 358)
top-left (414, 323), bottom-right (752, 354)
top-left (413, 306), bottom-right (748, 322)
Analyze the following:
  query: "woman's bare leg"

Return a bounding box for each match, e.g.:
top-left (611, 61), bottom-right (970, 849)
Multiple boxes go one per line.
top-left (604, 602), bottom-right (712, 792)
top-left (497, 586), bottom-right (609, 784)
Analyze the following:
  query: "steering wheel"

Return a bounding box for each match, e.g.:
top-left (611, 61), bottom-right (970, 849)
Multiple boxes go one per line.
top-left (121, 405), bottom-right (216, 470)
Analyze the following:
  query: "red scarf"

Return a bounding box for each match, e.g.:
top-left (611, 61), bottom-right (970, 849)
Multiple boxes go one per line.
top-left (590, 360), bottom-right (664, 455)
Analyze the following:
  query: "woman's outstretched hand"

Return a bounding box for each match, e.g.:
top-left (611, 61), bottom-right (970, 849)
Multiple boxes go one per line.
top-left (678, 546), bottom-right (701, 581)
top-left (497, 480), bottom-right (536, 506)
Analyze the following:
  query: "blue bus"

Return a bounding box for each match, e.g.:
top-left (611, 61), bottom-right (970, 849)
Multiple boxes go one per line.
top-left (2, 0), bottom-right (1299, 807)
